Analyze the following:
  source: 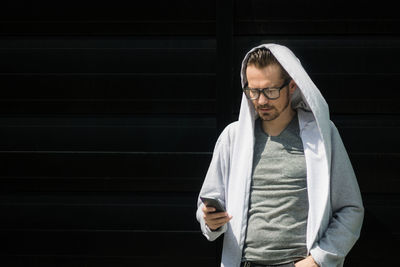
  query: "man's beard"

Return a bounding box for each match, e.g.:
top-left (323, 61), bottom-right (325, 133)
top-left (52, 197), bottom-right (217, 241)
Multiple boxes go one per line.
top-left (257, 90), bottom-right (291, 121)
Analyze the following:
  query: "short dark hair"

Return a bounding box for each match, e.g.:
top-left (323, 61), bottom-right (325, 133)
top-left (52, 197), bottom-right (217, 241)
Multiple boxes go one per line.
top-left (246, 47), bottom-right (291, 82)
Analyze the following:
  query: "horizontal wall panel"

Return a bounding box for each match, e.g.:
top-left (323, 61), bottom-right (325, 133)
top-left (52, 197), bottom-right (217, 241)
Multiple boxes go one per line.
top-left (0, 37), bottom-right (217, 49)
top-left (346, 232), bottom-right (399, 266)
top-left (332, 116), bottom-right (400, 154)
top-left (0, 154), bottom-right (209, 192)
top-left (312, 74), bottom-right (400, 99)
top-left (1, 1), bottom-right (216, 21)
top-left (362, 194), bottom-right (400, 234)
top-left (0, 1), bottom-right (216, 35)
top-left (0, 22), bottom-right (216, 36)
top-left (348, 195), bottom-right (400, 265)
top-left (0, 176), bottom-right (204, 193)
top-left (235, 0), bottom-right (400, 35)
top-left (0, 152), bottom-right (211, 177)
top-left (0, 230), bottom-right (215, 258)
top-left (314, 73), bottom-right (400, 114)
top-left (0, 192), bottom-right (199, 230)
top-left (0, 117), bottom-right (216, 152)
top-left (234, 20), bottom-right (400, 35)
top-left (327, 99), bottom-right (400, 114)
top-left (0, 74), bottom-right (216, 99)
top-left (1, 256), bottom-right (219, 267)
top-left (351, 154), bottom-right (400, 194)
top-left (235, 0), bottom-right (399, 21)
top-left (0, 49), bottom-right (216, 74)
top-left (0, 99), bottom-right (216, 115)
top-left (292, 49), bottom-right (399, 75)
top-left (0, 152), bottom-right (211, 193)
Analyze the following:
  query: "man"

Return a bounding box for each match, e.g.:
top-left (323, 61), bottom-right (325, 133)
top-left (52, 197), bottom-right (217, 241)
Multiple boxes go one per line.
top-left (196, 44), bottom-right (364, 267)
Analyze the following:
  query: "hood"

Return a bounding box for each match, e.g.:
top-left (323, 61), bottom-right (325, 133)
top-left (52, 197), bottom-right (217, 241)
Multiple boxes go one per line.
top-left (239, 43), bottom-right (330, 138)
top-left (235, 43), bottom-right (333, 169)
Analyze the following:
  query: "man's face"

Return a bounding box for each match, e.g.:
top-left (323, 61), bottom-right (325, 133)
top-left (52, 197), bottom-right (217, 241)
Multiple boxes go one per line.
top-left (246, 64), bottom-right (296, 122)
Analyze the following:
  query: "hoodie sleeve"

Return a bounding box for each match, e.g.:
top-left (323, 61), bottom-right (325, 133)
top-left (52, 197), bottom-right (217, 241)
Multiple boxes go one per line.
top-left (310, 122), bottom-right (364, 267)
top-left (196, 124), bottom-right (233, 241)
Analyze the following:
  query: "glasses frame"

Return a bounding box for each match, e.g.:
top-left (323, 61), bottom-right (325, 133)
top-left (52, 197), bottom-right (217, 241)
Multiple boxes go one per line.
top-left (243, 80), bottom-right (290, 100)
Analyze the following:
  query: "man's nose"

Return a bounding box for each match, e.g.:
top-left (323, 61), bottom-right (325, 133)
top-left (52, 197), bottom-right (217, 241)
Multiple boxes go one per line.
top-left (257, 92), bottom-right (269, 105)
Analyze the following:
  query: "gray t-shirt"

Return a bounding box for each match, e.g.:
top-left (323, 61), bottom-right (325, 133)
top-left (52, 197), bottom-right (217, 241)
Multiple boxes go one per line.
top-left (242, 115), bottom-right (308, 265)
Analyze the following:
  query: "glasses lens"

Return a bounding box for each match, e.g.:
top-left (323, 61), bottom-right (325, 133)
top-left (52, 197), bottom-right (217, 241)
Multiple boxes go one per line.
top-left (265, 89), bottom-right (279, 99)
top-left (249, 89), bottom-right (259, 99)
top-left (244, 88), bottom-right (258, 99)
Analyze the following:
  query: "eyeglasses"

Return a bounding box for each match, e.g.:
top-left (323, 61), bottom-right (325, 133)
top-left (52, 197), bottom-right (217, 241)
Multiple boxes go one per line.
top-left (243, 80), bottom-right (290, 100)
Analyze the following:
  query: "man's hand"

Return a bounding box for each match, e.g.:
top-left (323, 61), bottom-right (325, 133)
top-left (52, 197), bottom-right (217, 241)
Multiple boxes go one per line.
top-left (202, 205), bottom-right (232, 230)
top-left (294, 255), bottom-right (319, 267)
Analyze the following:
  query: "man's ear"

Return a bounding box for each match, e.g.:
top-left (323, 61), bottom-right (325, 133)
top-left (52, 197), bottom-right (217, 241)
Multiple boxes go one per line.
top-left (289, 79), bottom-right (297, 94)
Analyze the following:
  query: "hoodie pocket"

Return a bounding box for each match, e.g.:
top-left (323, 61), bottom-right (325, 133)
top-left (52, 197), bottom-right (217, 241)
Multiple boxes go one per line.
top-left (282, 148), bottom-right (307, 178)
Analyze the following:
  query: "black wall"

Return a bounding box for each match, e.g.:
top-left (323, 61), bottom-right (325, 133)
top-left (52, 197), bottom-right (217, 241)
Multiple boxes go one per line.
top-left (1, 1), bottom-right (399, 266)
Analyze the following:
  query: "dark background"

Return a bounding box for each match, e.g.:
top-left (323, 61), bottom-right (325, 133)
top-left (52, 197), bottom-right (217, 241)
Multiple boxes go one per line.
top-left (1, 0), bottom-right (399, 266)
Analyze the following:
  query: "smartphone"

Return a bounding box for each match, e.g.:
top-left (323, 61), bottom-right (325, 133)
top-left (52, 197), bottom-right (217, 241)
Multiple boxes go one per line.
top-left (200, 197), bottom-right (226, 212)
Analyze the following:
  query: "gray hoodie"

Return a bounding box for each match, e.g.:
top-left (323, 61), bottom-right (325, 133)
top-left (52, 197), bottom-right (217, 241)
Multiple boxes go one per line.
top-left (196, 43), bottom-right (364, 267)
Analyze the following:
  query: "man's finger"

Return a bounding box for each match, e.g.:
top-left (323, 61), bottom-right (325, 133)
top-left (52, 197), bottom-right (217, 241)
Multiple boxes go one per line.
top-left (202, 205), bottom-right (216, 213)
top-left (206, 211), bottom-right (229, 219)
top-left (209, 216), bottom-right (230, 225)
top-left (208, 216), bottom-right (233, 229)
top-left (213, 222), bottom-right (228, 229)
top-left (203, 212), bottom-right (227, 222)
